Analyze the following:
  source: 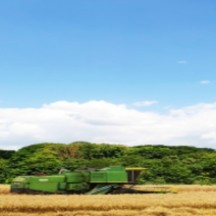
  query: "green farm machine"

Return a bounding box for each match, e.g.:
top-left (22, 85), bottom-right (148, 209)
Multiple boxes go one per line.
top-left (11, 166), bottom-right (145, 194)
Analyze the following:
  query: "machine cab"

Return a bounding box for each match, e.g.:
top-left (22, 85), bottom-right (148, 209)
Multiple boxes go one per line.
top-left (125, 167), bottom-right (145, 184)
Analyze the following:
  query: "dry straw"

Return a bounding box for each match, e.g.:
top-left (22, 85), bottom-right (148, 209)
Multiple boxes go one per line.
top-left (1, 185), bottom-right (216, 215)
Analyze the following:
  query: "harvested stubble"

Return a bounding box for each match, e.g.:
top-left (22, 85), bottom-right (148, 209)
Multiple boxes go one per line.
top-left (1, 185), bottom-right (216, 216)
top-left (130, 184), bottom-right (216, 193)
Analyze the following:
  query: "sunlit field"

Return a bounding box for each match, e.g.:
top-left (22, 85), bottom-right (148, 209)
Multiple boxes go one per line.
top-left (1, 184), bottom-right (216, 216)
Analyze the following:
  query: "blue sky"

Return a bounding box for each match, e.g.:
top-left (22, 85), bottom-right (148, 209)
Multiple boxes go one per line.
top-left (0, 0), bottom-right (216, 109)
top-left (1, 1), bottom-right (216, 149)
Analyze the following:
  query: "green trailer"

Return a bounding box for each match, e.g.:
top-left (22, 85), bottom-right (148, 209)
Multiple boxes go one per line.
top-left (11, 166), bottom-right (144, 194)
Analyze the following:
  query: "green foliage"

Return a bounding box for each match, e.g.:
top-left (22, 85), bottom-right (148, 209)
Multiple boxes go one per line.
top-left (0, 159), bottom-right (10, 183)
top-left (1, 142), bottom-right (216, 184)
top-left (0, 150), bottom-right (15, 160)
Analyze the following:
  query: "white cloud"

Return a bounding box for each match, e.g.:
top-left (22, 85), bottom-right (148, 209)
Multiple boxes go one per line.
top-left (177, 60), bottom-right (188, 64)
top-left (133, 100), bottom-right (158, 107)
top-left (200, 80), bottom-right (211, 85)
top-left (1, 100), bottom-right (216, 150)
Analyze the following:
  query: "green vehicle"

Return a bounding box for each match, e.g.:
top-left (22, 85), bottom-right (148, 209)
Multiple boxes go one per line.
top-left (11, 166), bottom-right (145, 194)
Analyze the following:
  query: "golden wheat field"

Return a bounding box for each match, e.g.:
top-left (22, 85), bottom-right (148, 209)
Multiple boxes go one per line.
top-left (1, 184), bottom-right (216, 216)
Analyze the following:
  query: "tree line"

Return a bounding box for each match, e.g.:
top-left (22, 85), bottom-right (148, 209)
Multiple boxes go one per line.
top-left (1, 142), bottom-right (216, 184)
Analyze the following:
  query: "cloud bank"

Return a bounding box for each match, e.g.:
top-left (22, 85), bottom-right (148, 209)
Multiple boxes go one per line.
top-left (1, 100), bottom-right (216, 150)
top-left (133, 100), bottom-right (158, 107)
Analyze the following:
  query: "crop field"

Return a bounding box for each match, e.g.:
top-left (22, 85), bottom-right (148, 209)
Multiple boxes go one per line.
top-left (1, 184), bottom-right (216, 216)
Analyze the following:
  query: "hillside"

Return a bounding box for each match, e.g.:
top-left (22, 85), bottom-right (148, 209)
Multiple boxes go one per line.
top-left (1, 142), bottom-right (216, 184)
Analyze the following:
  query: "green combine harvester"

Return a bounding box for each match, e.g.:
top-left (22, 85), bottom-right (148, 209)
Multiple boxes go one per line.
top-left (11, 166), bottom-right (145, 194)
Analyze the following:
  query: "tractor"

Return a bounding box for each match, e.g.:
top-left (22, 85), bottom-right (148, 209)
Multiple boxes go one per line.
top-left (11, 166), bottom-right (145, 194)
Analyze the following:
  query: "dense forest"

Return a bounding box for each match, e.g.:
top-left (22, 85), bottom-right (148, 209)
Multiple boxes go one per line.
top-left (1, 142), bottom-right (216, 184)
